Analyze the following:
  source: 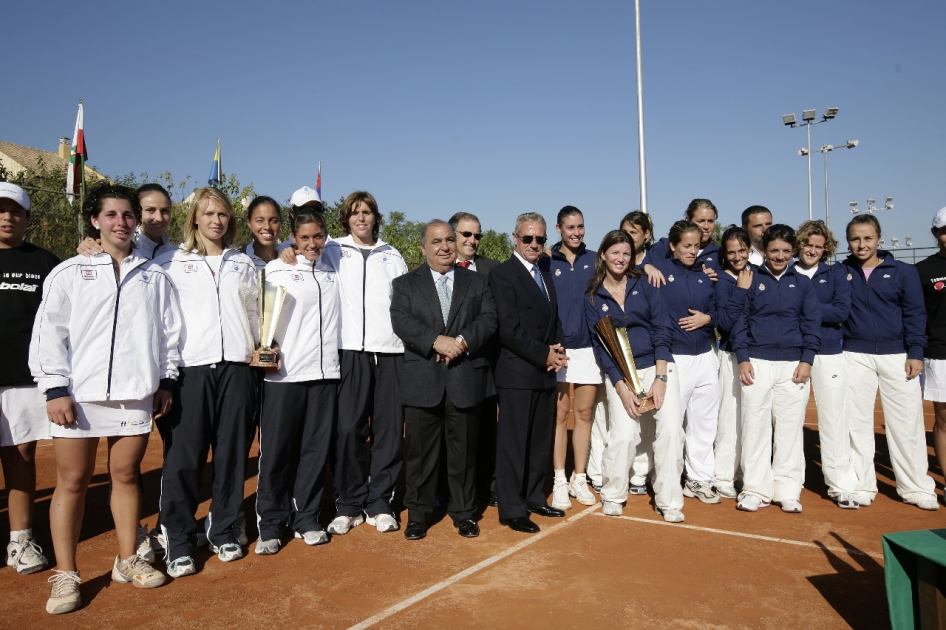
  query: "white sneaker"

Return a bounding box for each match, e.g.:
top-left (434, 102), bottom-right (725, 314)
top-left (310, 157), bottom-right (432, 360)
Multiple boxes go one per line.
top-left (166, 556), bottom-right (196, 578)
top-left (736, 495), bottom-right (770, 512)
top-left (213, 543), bottom-right (244, 562)
top-left (715, 483), bottom-right (738, 500)
top-left (655, 506), bottom-right (685, 523)
top-left (111, 554), bottom-right (165, 588)
top-left (778, 499), bottom-right (803, 514)
top-left (295, 529), bottom-right (329, 546)
top-left (149, 527), bottom-right (165, 555)
top-left (852, 491), bottom-right (873, 507)
top-left (602, 501), bottom-right (623, 516)
top-left (254, 539), bottom-right (280, 555)
top-left (913, 497), bottom-right (940, 511)
top-left (46, 570), bottom-right (81, 615)
top-left (366, 513), bottom-right (399, 533)
top-left (6, 533), bottom-right (48, 575)
top-left (683, 479), bottom-right (721, 504)
top-left (136, 525), bottom-right (155, 564)
top-left (327, 514), bottom-right (364, 535)
top-left (234, 511), bottom-right (249, 546)
top-left (551, 478), bottom-right (571, 510)
top-left (568, 473), bottom-right (596, 506)
top-left (836, 493), bottom-right (859, 510)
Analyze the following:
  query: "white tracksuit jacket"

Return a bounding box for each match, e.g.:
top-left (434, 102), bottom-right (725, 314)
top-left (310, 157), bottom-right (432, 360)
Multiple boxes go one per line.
top-left (29, 252), bottom-right (181, 402)
top-left (318, 235), bottom-right (407, 354)
top-left (263, 256), bottom-right (341, 383)
top-left (155, 247), bottom-right (259, 367)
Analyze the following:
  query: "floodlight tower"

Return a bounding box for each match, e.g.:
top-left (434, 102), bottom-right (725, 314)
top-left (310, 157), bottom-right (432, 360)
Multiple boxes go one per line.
top-left (798, 139), bottom-right (858, 229)
top-left (783, 107), bottom-right (839, 221)
top-left (850, 196), bottom-right (894, 215)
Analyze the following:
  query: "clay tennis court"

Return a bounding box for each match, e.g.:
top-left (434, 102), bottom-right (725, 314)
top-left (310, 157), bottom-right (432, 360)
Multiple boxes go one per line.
top-left (0, 397), bottom-right (940, 629)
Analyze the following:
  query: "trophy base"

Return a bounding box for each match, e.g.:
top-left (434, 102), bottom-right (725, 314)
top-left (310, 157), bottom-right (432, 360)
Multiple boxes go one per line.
top-left (250, 349), bottom-right (279, 370)
top-left (637, 393), bottom-right (656, 414)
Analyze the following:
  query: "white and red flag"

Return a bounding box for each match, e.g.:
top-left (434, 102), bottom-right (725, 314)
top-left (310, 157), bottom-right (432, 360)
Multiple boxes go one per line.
top-left (66, 101), bottom-right (87, 205)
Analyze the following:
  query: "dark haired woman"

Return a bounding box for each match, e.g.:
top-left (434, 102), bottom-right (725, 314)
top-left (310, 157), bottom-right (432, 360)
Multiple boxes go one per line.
top-left (155, 187), bottom-right (260, 576)
top-left (31, 183), bottom-right (180, 613)
top-left (793, 221), bottom-right (859, 509)
top-left (732, 225), bottom-right (821, 513)
top-left (540, 206), bottom-right (601, 508)
top-left (653, 221), bottom-right (720, 504)
top-left (841, 214), bottom-right (938, 510)
top-left (585, 230), bottom-right (685, 522)
top-left (242, 195), bottom-right (283, 271)
top-left (713, 226), bottom-right (754, 499)
top-left (77, 182), bottom-right (174, 260)
top-left (649, 199), bottom-right (722, 277)
top-left (254, 210), bottom-right (340, 553)
top-left (318, 191), bottom-right (408, 534)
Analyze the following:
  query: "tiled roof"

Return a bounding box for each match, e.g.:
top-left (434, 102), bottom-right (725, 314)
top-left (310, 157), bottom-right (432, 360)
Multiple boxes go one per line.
top-left (0, 140), bottom-right (107, 180)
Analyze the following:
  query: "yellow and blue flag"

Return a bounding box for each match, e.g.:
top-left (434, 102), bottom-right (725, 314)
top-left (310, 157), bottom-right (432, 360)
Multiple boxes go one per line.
top-left (208, 139), bottom-right (223, 187)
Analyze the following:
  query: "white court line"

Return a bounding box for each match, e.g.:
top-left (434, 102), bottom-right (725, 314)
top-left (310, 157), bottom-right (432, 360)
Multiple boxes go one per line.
top-left (346, 504), bottom-right (600, 630)
top-left (591, 512), bottom-right (884, 560)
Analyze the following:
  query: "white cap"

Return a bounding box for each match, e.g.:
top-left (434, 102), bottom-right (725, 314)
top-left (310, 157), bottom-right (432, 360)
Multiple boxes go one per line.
top-left (0, 182), bottom-right (30, 211)
top-left (934, 207), bottom-right (946, 229)
top-left (289, 186), bottom-right (322, 208)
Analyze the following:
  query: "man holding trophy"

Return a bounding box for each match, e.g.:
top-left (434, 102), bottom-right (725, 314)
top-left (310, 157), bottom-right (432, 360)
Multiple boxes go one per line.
top-left (586, 230), bottom-right (686, 523)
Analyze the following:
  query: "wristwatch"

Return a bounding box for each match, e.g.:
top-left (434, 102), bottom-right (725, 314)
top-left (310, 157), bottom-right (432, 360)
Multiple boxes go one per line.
top-left (654, 374), bottom-right (668, 383)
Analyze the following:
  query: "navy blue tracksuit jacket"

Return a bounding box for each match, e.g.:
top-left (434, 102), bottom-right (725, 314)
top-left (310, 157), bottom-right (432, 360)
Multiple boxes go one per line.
top-left (652, 257), bottom-right (717, 356)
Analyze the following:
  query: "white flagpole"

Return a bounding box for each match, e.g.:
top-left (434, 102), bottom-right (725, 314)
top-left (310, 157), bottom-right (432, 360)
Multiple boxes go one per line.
top-left (635, 0), bottom-right (648, 214)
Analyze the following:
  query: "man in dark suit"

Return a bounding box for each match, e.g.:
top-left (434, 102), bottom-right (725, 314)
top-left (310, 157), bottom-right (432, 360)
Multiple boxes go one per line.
top-left (391, 220), bottom-right (498, 540)
top-left (448, 212), bottom-right (500, 505)
top-left (488, 212), bottom-right (569, 533)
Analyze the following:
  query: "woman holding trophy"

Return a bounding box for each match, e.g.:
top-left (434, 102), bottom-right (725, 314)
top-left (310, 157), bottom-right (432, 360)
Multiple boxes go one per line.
top-left (155, 187), bottom-right (259, 576)
top-left (652, 221), bottom-right (720, 505)
top-left (254, 209), bottom-right (340, 553)
top-left (585, 230), bottom-right (685, 523)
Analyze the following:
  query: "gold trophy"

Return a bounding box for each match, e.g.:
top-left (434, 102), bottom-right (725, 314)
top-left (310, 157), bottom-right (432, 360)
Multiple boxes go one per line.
top-left (250, 270), bottom-right (287, 369)
top-left (594, 315), bottom-right (655, 413)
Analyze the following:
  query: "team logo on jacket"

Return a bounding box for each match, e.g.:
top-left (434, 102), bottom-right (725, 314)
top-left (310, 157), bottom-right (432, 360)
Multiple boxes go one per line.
top-left (583, 265), bottom-right (589, 269)
top-left (789, 284), bottom-right (795, 288)
top-left (632, 290), bottom-right (638, 295)
top-left (668, 275), bottom-right (675, 282)
top-left (698, 279), bottom-right (703, 283)
top-left (291, 272), bottom-right (304, 282)
top-left (555, 268), bottom-right (562, 276)
top-left (601, 303), bottom-right (609, 312)
top-left (342, 249), bottom-right (351, 258)
top-left (382, 256), bottom-right (388, 262)
top-left (883, 274), bottom-right (891, 278)
top-left (759, 283), bottom-right (766, 291)
top-left (233, 264), bottom-right (240, 271)
top-left (141, 272), bottom-right (149, 282)
top-left (184, 263), bottom-right (198, 273)
top-left (81, 269), bottom-right (97, 280)
top-left (846, 273), bottom-right (853, 281)
top-left (819, 279), bottom-right (827, 283)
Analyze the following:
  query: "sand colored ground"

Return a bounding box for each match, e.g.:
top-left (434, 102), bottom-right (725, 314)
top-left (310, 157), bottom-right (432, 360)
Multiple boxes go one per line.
top-left (0, 396), bottom-right (941, 629)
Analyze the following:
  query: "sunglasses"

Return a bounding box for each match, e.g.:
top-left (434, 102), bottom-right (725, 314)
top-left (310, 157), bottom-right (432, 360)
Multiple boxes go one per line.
top-left (458, 231), bottom-right (483, 240)
top-left (519, 235), bottom-right (547, 245)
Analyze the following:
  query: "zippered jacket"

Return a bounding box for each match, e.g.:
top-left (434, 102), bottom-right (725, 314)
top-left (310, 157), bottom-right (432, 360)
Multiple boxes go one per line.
top-left (650, 237), bottom-right (722, 274)
top-left (263, 256), bottom-right (341, 383)
top-left (652, 257), bottom-right (716, 355)
top-left (731, 264), bottom-right (822, 365)
top-left (585, 274), bottom-right (674, 386)
top-left (135, 229), bottom-right (171, 261)
top-left (808, 262), bottom-right (850, 356)
top-left (715, 267), bottom-right (755, 354)
top-left (539, 242), bottom-right (597, 349)
top-left (155, 247), bottom-right (259, 366)
top-left (29, 252), bottom-right (181, 402)
top-left (841, 251), bottom-right (926, 359)
top-left (318, 235), bottom-right (408, 354)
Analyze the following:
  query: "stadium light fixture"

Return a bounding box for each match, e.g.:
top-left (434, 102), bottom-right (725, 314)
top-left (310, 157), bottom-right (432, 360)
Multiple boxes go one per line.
top-left (783, 107), bottom-right (842, 220)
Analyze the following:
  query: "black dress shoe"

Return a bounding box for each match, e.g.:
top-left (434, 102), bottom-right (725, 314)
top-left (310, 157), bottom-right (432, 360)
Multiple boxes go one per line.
top-left (487, 491), bottom-right (499, 507)
top-left (501, 516), bottom-right (540, 534)
top-left (453, 519), bottom-right (480, 538)
top-left (528, 504), bottom-right (566, 518)
top-left (404, 521), bottom-right (427, 540)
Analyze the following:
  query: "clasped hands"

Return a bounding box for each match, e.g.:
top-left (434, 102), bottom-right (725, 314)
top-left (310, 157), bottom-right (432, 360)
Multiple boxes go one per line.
top-left (546, 344), bottom-right (569, 372)
top-left (434, 335), bottom-right (465, 364)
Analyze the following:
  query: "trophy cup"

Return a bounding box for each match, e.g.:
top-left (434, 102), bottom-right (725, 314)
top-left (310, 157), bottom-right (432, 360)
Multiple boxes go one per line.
top-left (594, 315), bottom-right (655, 413)
top-left (250, 270), bottom-right (288, 369)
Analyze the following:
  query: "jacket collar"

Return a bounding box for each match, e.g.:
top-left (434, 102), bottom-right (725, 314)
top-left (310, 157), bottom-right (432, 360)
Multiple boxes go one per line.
top-left (550, 241), bottom-right (588, 261)
top-left (844, 250), bottom-right (896, 270)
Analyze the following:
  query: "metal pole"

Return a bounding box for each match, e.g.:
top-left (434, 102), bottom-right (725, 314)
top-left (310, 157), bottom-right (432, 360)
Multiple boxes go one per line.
top-left (634, 0), bottom-right (648, 214)
top-left (806, 124), bottom-right (813, 221)
top-left (823, 149), bottom-right (830, 229)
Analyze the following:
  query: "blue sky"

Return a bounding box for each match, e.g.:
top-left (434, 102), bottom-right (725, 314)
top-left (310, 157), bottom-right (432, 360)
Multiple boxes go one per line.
top-left (3, 1), bottom-right (944, 254)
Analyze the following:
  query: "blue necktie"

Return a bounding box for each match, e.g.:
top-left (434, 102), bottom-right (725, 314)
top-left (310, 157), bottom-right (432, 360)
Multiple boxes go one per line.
top-left (532, 265), bottom-right (549, 302)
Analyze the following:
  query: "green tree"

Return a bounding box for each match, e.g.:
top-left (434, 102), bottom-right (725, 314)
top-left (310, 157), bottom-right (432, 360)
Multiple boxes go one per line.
top-left (478, 229), bottom-right (513, 261)
top-left (380, 210), bottom-right (426, 269)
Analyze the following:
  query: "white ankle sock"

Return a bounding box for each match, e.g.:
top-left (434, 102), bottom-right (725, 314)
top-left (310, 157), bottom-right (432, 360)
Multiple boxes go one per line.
top-left (554, 469), bottom-right (566, 481)
top-left (10, 528), bottom-right (31, 543)
top-left (573, 472), bottom-right (587, 482)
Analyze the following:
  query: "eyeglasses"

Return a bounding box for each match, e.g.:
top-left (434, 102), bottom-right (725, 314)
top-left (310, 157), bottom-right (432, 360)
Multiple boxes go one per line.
top-left (458, 231), bottom-right (482, 240)
top-left (518, 235), bottom-right (547, 245)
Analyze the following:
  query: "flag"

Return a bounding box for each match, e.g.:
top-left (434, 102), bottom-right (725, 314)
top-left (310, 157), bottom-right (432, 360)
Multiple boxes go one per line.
top-left (316, 161), bottom-right (321, 200)
top-left (208, 139), bottom-right (223, 187)
top-left (66, 101), bottom-right (87, 205)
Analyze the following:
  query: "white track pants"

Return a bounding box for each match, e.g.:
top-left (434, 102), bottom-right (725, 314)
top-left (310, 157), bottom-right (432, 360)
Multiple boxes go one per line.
top-left (844, 351), bottom-right (936, 502)
top-left (714, 350), bottom-right (742, 487)
top-left (630, 409), bottom-right (655, 486)
top-left (740, 359), bottom-right (809, 503)
top-left (675, 351), bottom-right (720, 483)
top-left (810, 354), bottom-right (859, 497)
top-left (601, 364), bottom-right (684, 511)
top-left (586, 386), bottom-right (609, 488)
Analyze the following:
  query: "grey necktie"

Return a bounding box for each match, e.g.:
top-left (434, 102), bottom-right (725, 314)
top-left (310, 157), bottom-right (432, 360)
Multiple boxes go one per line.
top-left (436, 274), bottom-right (452, 325)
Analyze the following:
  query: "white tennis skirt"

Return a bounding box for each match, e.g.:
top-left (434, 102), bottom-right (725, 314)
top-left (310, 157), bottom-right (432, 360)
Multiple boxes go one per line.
top-left (49, 396), bottom-right (153, 439)
top-left (556, 347), bottom-right (604, 385)
top-left (923, 359), bottom-right (946, 403)
top-left (0, 385), bottom-right (50, 447)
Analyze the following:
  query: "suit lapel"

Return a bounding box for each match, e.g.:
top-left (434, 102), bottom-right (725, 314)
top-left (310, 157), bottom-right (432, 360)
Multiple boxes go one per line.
top-left (415, 265), bottom-right (445, 328)
top-left (445, 268), bottom-right (469, 331)
top-left (513, 258), bottom-right (552, 317)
